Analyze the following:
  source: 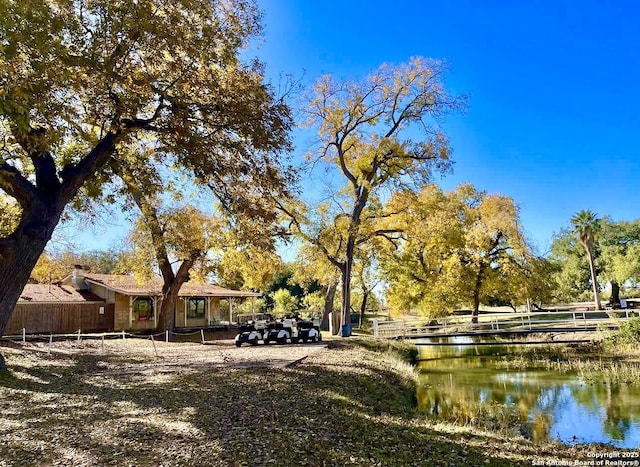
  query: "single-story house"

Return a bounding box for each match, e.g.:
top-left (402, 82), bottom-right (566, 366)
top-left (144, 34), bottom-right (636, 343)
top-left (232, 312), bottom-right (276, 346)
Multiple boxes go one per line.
top-left (6, 267), bottom-right (261, 335)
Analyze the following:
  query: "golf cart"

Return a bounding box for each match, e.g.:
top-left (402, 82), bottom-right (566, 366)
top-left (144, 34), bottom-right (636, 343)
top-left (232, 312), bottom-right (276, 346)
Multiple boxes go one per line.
top-left (297, 315), bottom-right (322, 343)
top-left (264, 315), bottom-right (299, 344)
top-left (234, 313), bottom-right (271, 347)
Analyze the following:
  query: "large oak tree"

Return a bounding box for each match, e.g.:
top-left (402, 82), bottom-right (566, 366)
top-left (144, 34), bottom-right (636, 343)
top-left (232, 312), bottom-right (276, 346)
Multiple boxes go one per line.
top-left (380, 184), bottom-right (534, 322)
top-left (282, 58), bottom-right (465, 332)
top-left (111, 143), bottom-right (291, 333)
top-left (0, 0), bottom-right (292, 354)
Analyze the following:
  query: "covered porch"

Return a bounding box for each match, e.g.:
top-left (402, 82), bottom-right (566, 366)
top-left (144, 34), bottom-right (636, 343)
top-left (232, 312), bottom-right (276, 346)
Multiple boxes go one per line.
top-left (174, 292), bottom-right (261, 328)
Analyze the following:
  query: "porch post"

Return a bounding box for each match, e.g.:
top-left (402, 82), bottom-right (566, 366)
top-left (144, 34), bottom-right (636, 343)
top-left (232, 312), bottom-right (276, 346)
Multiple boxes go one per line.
top-left (129, 296), bottom-right (134, 328)
top-left (153, 296), bottom-right (158, 328)
top-left (229, 298), bottom-right (234, 323)
top-left (206, 297), bottom-right (212, 325)
top-left (184, 297), bottom-right (188, 328)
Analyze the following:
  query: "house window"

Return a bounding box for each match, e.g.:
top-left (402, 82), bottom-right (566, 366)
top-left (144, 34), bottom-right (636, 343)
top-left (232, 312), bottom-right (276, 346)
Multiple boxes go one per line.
top-left (133, 298), bottom-right (154, 322)
top-left (188, 298), bottom-right (206, 319)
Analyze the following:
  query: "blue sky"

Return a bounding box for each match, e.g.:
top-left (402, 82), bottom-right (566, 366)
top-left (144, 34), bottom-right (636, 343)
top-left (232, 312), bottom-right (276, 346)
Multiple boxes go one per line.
top-left (73, 1), bottom-right (640, 255)
top-left (255, 0), bottom-right (640, 253)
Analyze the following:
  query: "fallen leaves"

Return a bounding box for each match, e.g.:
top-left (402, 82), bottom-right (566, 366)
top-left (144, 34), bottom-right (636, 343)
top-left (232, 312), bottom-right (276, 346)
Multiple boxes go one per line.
top-left (0, 338), bottom-right (596, 466)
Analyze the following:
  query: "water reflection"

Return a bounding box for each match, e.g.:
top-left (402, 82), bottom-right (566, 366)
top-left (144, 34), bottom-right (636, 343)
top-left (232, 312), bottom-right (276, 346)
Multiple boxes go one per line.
top-left (416, 339), bottom-right (640, 448)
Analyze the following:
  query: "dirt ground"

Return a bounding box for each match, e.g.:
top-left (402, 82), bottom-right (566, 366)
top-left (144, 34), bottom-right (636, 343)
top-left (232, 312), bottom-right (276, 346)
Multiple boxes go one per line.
top-left (0, 337), bottom-right (601, 466)
top-left (1, 336), bottom-right (329, 374)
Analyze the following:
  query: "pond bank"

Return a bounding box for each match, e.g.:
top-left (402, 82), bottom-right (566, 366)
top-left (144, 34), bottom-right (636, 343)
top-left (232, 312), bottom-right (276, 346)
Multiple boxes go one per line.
top-left (0, 338), bottom-right (614, 466)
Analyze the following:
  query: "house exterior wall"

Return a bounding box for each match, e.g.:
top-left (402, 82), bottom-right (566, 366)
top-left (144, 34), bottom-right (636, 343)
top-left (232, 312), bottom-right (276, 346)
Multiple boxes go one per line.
top-left (175, 297), bottom-right (185, 328)
top-left (113, 292), bottom-right (130, 330)
top-left (87, 283), bottom-right (116, 304)
top-left (7, 294), bottom-right (229, 335)
top-left (10, 273), bottom-right (252, 335)
top-left (113, 292), bottom-right (158, 332)
top-left (112, 294), bottom-right (226, 331)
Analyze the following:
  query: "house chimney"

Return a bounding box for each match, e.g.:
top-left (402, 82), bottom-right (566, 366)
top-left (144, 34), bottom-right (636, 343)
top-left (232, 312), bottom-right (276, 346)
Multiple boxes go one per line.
top-left (71, 265), bottom-right (87, 290)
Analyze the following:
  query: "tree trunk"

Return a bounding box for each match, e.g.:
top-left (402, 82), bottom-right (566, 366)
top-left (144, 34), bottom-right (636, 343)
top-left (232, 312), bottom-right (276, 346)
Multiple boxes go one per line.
top-left (0, 129), bottom-right (120, 369)
top-left (359, 291), bottom-right (368, 328)
top-left (156, 283), bottom-right (179, 334)
top-left (0, 129), bottom-right (132, 373)
top-left (0, 236), bottom-right (51, 371)
top-left (610, 281), bottom-right (620, 305)
top-left (472, 291), bottom-right (481, 324)
top-left (156, 260), bottom-right (194, 336)
top-left (341, 252), bottom-right (353, 336)
top-left (114, 164), bottom-right (199, 336)
top-left (0, 235), bottom-right (52, 332)
top-left (585, 247), bottom-right (602, 310)
top-left (0, 200), bottom-right (67, 370)
top-left (321, 281), bottom-right (337, 332)
top-left (471, 264), bottom-right (486, 324)
top-left (340, 185), bottom-right (368, 336)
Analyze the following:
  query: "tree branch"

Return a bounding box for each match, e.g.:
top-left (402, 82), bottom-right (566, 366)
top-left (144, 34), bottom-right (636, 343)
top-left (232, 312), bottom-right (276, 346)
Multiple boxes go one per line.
top-left (0, 162), bottom-right (38, 209)
top-left (276, 198), bottom-right (345, 270)
top-left (59, 131), bottom-right (120, 198)
top-left (111, 161), bottom-right (175, 284)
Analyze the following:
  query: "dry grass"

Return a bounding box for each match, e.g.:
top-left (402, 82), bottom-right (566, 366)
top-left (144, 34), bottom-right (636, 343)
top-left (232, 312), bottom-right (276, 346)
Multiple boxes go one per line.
top-left (0, 337), bottom-right (605, 466)
top-left (487, 340), bottom-right (640, 385)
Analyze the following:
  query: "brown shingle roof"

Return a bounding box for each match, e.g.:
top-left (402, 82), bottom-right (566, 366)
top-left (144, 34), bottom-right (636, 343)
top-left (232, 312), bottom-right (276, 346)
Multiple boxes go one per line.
top-left (83, 274), bottom-right (162, 295)
top-left (18, 284), bottom-right (105, 303)
top-left (83, 273), bottom-right (261, 298)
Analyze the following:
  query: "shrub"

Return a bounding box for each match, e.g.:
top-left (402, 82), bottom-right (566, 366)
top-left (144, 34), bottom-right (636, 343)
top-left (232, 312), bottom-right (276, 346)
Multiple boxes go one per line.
top-left (615, 317), bottom-right (640, 344)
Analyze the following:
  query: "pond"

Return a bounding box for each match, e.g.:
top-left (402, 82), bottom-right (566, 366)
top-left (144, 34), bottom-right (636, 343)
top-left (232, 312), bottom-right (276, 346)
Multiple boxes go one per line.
top-left (416, 337), bottom-right (640, 448)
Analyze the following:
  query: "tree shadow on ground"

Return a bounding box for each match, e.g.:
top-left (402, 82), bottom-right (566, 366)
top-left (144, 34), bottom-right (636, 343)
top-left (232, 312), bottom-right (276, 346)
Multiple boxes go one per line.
top-left (0, 345), bottom-right (581, 466)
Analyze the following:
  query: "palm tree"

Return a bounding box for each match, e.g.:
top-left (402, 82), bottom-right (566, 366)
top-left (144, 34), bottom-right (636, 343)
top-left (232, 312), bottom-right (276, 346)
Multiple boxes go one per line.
top-left (571, 210), bottom-right (602, 310)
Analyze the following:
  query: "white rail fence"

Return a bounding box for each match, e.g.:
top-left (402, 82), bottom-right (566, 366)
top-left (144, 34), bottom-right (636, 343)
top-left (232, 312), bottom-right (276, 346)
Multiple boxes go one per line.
top-left (373, 309), bottom-right (640, 339)
top-left (1, 328), bottom-right (212, 357)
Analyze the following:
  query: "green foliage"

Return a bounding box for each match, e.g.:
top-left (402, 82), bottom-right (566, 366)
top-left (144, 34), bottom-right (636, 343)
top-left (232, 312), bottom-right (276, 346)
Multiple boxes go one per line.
top-left (268, 268), bottom-right (306, 298)
top-left (549, 229), bottom-right (592, 302)
top-left (234, 298), bottom-right (266, 315)
top-left (615, 318), bottom-right (640, 345)
top-left (571, 210), bottom-right (601, 249)
top-left (380, 183), bottom-right (539, 316)
top-left (261, 265), bottom-right (323, 310)
top-left (272, 288), bottom-right (298, 315)
top-left (0, 195), bottom-right (20, 236)
top-left (283, 57), bottom-right (466, 327)
top-left (599, 219), bottom-right (640, 292)
top-left (551, 216), bottom-right (640, 303)
top-left (302, 291), bottom-right (325, 313)
top-left (570, 210), bottom-right (602, 308)
top-left (30, 248), bottom-right (132, 283)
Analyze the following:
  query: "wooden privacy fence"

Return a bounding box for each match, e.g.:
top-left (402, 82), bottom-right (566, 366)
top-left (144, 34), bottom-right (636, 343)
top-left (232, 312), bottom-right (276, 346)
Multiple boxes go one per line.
top-left (4, 303), bottom-right (115, 335)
